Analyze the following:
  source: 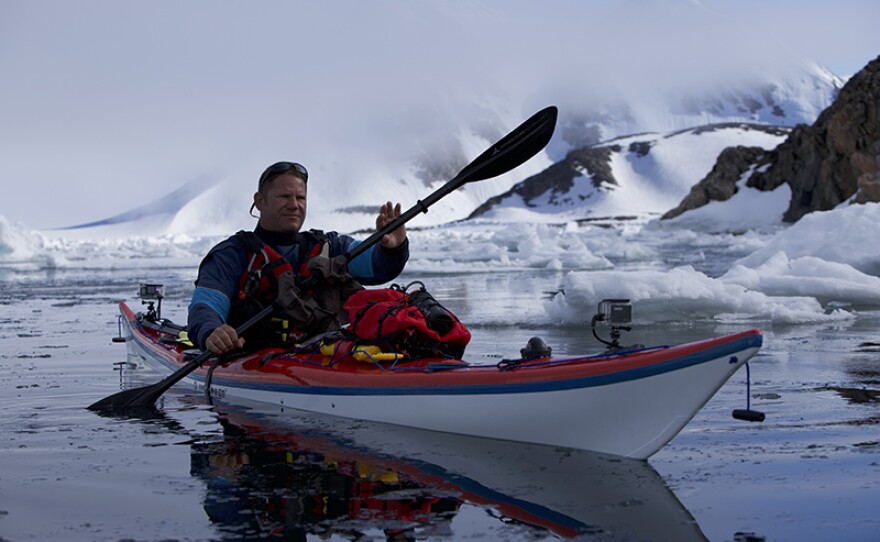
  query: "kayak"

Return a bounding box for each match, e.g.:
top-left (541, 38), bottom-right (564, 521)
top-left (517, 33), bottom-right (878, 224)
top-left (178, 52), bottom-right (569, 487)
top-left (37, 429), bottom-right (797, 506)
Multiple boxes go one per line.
top-left (116, 300), bottom-right (762, 460)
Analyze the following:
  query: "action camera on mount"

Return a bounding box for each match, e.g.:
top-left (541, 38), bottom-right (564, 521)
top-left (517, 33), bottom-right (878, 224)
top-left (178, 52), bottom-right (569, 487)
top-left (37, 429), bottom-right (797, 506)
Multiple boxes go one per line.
top-left (597, 299), bottom-right (632, 326)
top-left (139, 284), bottom-right (164, 300)
top-left (138, 283), bottom-right (164, 322)
top-left (592, 298), bottom-right (634, 351)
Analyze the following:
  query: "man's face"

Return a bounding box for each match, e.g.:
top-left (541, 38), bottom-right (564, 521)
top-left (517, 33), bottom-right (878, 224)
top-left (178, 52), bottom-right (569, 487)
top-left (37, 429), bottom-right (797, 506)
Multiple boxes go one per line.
top-left (254, 173), bottom-right (307, 233)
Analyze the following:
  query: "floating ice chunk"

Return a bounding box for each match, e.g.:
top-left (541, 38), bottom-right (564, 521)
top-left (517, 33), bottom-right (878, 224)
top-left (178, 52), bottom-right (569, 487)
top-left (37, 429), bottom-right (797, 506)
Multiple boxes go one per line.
top-left (408, 222), bottom-right (613, 271)
top-left (723, 252), bottom-right (880, 307)
top-left (0, 215), bottom-right (46, 260)
top-left (736, 203), bottom-right (880, 277)
top-left (545, 265), bottom-right (856, 325)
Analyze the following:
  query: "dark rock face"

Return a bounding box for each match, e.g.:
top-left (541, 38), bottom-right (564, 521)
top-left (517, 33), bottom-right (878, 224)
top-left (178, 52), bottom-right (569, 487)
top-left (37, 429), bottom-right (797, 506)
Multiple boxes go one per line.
top-left (665, 55), bottom-right (880, 223)
top-left (468, 145), bottom-right (620, 218)
top-left (662, 146), bottom-right (770, 220)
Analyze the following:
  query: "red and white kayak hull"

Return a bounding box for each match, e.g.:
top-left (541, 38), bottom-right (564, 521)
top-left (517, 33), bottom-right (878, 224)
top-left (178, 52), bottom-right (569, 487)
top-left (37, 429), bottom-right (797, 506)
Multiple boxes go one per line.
top-left (120, 302), bottom-right (761, 459)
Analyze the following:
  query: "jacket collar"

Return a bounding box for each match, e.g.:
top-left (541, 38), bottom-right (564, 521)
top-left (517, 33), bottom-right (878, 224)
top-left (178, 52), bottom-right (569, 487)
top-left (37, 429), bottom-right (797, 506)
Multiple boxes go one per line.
top-left (254, 224), bottom-right (299, 247)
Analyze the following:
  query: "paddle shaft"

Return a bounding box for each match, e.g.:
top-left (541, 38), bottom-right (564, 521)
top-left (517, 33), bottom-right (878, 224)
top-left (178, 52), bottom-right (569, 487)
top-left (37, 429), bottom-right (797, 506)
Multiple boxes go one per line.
top-left (348, 106), bottom-right (558, 261)
top-left (89, 105), bottom-right (558, 412)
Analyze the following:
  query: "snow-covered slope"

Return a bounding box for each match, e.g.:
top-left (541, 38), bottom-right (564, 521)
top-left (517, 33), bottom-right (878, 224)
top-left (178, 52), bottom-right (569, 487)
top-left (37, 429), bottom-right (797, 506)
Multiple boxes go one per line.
top-left (473, 123), bottom-right (790, 223)
top-left (184, 107), bottom-right (558, 237)
top-left (58, 175), bottom-right (218, 233)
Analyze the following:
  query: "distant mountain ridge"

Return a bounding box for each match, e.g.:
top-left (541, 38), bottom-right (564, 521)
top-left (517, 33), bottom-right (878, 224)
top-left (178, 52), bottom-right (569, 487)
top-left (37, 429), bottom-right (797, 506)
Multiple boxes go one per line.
top-left (664, 55), bottom-right (880, 222)
top-left (547, 62), bottom-right (841, 157)
top-left (59, 175), bottom-right (217, 230)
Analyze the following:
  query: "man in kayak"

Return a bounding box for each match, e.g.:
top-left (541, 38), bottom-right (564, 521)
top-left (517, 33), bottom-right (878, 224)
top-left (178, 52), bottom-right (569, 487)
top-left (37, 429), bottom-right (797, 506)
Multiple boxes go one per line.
top-left (188, 161), bottom-right (409, 355)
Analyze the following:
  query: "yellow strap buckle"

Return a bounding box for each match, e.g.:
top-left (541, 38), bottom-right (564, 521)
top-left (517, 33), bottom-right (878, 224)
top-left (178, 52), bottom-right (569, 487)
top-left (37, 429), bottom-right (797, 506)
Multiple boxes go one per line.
top-left (319, 342), bottom-right (404, 362)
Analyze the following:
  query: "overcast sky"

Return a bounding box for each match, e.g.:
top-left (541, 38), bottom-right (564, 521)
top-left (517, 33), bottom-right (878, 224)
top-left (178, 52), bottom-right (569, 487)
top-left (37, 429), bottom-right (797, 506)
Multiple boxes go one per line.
top-left (705, 0), bottom-right (878, 77)
top-left (1, 0), bottom-right (877, 230)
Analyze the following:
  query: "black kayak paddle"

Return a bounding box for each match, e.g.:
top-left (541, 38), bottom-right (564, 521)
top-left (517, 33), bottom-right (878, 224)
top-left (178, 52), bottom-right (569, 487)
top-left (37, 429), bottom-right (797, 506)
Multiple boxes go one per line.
top-left (88, 105), bottom-right (558, 413)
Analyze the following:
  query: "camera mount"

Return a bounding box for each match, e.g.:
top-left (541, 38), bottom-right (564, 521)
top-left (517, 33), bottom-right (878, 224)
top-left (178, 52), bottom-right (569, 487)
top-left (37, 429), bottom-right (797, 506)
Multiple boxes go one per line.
top-left (138, 283), bottom-right (164, 322)
top-left (591, 298), bottom-right (633, 350)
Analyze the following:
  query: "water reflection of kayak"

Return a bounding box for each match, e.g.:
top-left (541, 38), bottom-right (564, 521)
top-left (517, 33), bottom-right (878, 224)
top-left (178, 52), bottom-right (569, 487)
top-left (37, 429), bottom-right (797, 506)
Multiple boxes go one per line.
top-left (119, 299), bottom-right (761, 459)
top-left (191, 399), bottom-right (708, 541)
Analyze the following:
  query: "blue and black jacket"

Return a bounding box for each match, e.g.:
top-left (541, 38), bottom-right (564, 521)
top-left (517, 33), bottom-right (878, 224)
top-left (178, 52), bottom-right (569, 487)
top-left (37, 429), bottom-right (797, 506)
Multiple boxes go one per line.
top-left (187, 224), bottom-right (409, 350)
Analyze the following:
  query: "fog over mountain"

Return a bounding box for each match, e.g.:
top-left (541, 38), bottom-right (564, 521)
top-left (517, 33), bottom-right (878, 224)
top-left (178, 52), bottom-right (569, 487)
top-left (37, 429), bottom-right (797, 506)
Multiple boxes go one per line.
top-left (1, 0), bottom-right (863, 237)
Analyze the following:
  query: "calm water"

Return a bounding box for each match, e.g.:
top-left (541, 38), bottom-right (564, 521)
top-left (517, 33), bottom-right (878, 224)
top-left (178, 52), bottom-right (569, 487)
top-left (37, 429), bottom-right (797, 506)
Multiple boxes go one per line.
top-left (1, 266), bottom-right (879, 541)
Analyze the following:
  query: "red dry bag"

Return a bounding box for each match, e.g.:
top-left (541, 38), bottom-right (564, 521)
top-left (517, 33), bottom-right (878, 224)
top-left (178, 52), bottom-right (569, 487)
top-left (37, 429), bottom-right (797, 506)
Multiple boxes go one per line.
top-left (344, 282), bottom-right (471, 359)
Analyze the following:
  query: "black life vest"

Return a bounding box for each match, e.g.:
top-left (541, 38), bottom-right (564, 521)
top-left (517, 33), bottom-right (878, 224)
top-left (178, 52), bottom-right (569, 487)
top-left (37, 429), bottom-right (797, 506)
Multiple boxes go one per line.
top-left (228, 229), bottom-right (359, 348)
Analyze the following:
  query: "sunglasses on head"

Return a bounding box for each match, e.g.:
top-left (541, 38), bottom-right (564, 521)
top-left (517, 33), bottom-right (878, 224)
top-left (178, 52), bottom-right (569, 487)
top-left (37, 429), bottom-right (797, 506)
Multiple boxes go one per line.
top-left (258, 161), bottom-right (308, 191)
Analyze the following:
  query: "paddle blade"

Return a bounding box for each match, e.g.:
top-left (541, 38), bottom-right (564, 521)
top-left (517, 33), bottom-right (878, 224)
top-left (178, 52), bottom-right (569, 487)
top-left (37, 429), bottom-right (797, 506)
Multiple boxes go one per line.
top-left (88, 384), bottom-right (163, 411)
top-left (89, 305), bottom-right (269, 413)
top-left (89, 352), bottom-right (211, 411)
top-left (454, 105), bottom-right (558, 186)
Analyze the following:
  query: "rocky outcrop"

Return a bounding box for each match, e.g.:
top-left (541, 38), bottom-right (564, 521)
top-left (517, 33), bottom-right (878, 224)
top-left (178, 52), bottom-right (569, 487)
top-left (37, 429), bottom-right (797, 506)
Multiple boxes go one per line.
top-left (665, 55), bottom-right (880, 223)
top-left (662, 146), bottom-right (770, 219)
top-left (468, 145), bottom-right (620, 218)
